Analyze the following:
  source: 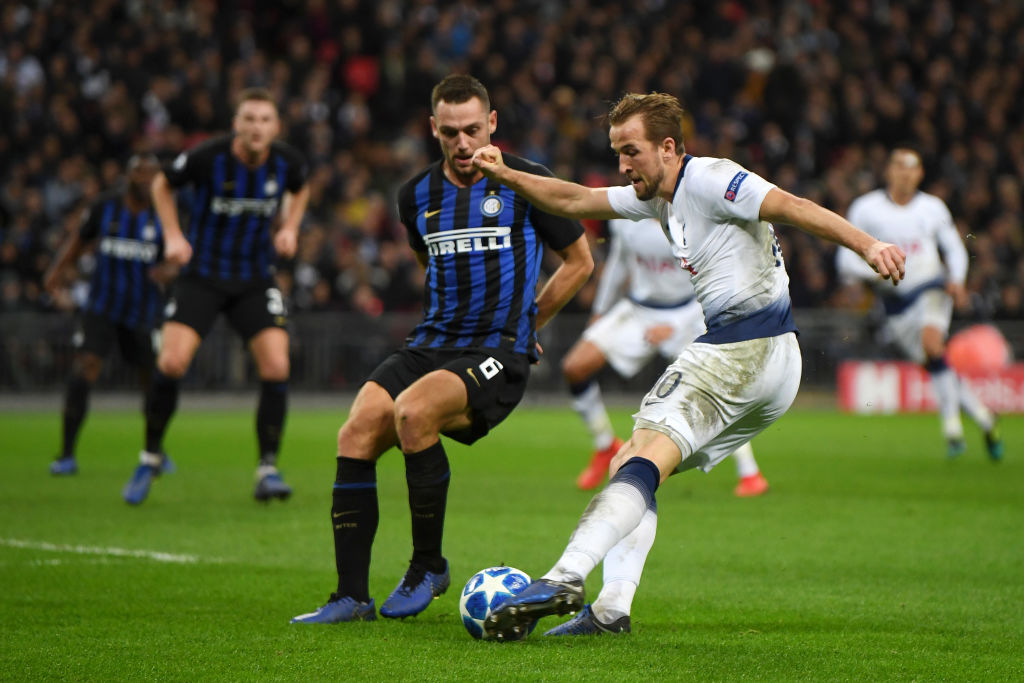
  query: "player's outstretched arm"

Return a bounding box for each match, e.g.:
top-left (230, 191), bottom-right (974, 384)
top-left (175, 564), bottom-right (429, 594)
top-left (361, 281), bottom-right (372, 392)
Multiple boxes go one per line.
top-left (472, 145), bottom-right (620, 220)
top-left (151, 172), bottom-right (192, 266)
top-left (760, 188), bottom-right (906, 285)
top-left (534, 233), bottom-right (594, 331)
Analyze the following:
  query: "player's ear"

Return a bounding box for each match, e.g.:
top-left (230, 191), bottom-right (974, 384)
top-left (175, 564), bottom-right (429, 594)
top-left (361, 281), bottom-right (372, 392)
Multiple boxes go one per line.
top-left (488, 109), bottom-right (497, 135)
top-left (661, 137), bottom-right (676, 158)
top-left (430, 116), bottom-right (439, 139)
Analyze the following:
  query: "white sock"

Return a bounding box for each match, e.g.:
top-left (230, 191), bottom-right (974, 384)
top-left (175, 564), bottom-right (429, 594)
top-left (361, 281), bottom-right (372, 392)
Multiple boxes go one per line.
top-left (929, 368), bottom-right (964, 440)
top-left (139, 450), bottom-right (163, 467)
top-left (543, 480), bottom-right (650, 584)
top-left (731, 442), bottom-right (759, 478)
top-left (571, 382), bottom-right (616, 451)
top-left (593, 501), bottom-right (657, 622)
top-left (956, 376), bottom-right (994, 432)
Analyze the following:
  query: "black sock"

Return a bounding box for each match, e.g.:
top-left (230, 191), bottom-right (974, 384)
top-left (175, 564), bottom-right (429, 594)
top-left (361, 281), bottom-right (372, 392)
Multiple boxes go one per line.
top-left (332, 456), bottom-right (378, 603)
top-left (144, 370), bottom-right (179, 453)
top-left (62, 374), bottom-right (91, 457)
top-left (257, 381), bottom-right (288, 465)
top-left (403, 441), bottom-right (450, 573)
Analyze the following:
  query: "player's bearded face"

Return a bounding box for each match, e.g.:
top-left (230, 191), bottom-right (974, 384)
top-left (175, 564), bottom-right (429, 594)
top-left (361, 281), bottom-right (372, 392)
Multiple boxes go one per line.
top-left (431, 97), bottom-right (497, 183)
top-left (234, 101), bottom-right (280, 156)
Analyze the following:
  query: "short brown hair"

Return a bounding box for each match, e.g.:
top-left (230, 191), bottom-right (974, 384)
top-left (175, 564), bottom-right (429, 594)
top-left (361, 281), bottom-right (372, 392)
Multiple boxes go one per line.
top-left (609, 93), bottom-right (686, 155)
top-left (236, 87), bottom-right (277, 111)
top-left (431, 74), bottom-right (490, 113)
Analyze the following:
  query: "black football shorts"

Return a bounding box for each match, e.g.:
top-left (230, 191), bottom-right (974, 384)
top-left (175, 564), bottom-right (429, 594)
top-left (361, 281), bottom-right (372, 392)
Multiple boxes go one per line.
top-left (367, 346), bottom-right (530, 445)
top-left (164, 274), bottom-right (288, 341)
top-left (73, 312), bottom-right (157, 367)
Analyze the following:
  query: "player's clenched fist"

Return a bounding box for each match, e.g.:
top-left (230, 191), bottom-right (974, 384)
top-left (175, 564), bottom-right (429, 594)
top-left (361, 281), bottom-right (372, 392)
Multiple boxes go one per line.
top-left (864, 240), bottom-right (906, 285)
top-left (472, 145), bottom-right (505, 176)
top-left (164, 234), bottom-right (193, 266)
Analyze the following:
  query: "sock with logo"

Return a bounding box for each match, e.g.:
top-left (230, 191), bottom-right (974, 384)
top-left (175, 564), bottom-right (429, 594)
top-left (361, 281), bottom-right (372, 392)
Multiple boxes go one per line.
top-left (332, 456), bottom-right (378, 603)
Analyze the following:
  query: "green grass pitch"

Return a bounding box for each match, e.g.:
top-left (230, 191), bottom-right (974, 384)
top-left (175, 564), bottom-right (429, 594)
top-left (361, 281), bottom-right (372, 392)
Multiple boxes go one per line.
top-left (1, 404), bottom-right (1022, 680)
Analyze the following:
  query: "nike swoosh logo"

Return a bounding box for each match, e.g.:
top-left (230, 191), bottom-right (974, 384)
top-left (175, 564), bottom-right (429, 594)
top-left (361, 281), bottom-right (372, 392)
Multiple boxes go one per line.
top-left (332, 510), bottom-right (358, 518)
top-left (424, 209), bottom-right (442, 218)
top-left (466, 368), bottom-right (480, 387)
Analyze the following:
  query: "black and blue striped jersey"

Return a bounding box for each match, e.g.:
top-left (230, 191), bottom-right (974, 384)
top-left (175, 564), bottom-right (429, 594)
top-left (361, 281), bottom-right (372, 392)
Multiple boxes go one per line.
top-left (78, 193), bottom-right (165, 329)
top-left (397, 154), bottom-right (584, 361)
top-left (164, 134), bottom-right (308, 282)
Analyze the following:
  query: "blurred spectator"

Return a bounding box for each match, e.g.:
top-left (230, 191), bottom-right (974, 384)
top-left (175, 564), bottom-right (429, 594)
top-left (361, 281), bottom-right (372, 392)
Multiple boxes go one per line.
top-left (0, 0), bottom-right (1021, 321)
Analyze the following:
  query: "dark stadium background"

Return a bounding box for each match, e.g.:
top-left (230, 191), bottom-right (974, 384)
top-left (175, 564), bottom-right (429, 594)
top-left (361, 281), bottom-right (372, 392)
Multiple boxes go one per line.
top-left (1, 0), bottom-right (1022, 393)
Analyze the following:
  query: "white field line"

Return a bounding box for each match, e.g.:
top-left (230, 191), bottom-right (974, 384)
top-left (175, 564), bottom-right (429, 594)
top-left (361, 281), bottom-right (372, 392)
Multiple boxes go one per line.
top-left (0, 538), bottom-right (221, 564)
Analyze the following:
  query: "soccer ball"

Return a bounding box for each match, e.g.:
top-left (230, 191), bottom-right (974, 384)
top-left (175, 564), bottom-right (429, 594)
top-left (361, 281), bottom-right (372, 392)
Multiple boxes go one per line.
top-left (458, 566), bottom-right (532, 640)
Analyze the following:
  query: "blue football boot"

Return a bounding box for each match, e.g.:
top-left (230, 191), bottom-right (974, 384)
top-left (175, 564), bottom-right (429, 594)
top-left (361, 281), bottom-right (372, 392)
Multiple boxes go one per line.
top-left (483, 578), bottom-right (584, 641)
top-left (544, 605), bottom-right (631, 636)
top-left (254, 467), bottom-right (292, 502)
top-left (946, 438), bottom-right (967, 459)
top-left (49, 456), bottom-right (78, 476)
top-left (985, 421), bottom-right (1004, 462)
top-left (380, 559), bottom-right (451, 618)
top-left (291, 595), bottom-right (377, 624)
top-left (122, 452), bottom-right (174, 505)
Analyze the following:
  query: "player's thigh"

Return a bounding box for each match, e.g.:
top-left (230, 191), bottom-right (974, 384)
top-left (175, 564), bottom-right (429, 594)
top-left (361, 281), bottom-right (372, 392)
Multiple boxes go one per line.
top-left (888, 290), bottom-right (951, 364)
top-left (583, 300), bottom-right (658, 378)
top-left (116, 324), bottom-right (157, 370)
top-left (157, 322), bottom-right (202, 376)
top-left (164, 276), bottom-right (223, 340)
top-left (431, 348), bottom-right (531, 445)
top-left (633, 333), bottom-right (801, 473)
top-left (224, 280), bottom-right (288, 343)
top-left (248, 327), bottom-right (289, 380)
top-left (73, 313), bottom-right (116, 360)
top-left (338, 380), bottom-right (399, 459)
top-left (561, 338), bottom-right (607, 383)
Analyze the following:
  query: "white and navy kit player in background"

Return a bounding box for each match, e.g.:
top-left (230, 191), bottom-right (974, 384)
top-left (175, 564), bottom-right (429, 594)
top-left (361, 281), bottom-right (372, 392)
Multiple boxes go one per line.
top-left (129, 88), bottom-right (311, 506)
top-left (564, 217), bottom-right (769, 496)
top-left (291, 75), bottom-right (592, 626)
top-left (837, 147), bottom-right (1001, 460)
top-left (472, 92), bottom-right (904, 639)
top-left (43, 155), bottom-right (171, 475)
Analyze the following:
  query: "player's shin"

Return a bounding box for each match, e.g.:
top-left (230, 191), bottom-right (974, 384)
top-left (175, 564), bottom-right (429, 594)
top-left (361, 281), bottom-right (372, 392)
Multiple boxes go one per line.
top-left (594, 499), bottom-right (657, 623)
top-left (333, 457), bottom-right (379, 603)
top-left (544, 457), bottom-right (661, 584)
top-left (62, 374), bottom-right (91, 457)
top-left (570, 380), bottom-right (616, 450)
top-left (955, 375), bottom-right (994, 432)
top-left (144, 370), bottom-right (179, 453)
top-left (925, 358), bottom-right (964, 439)
top-left (256, 380), bottom-right (288, 465)
top-left (403, 441), bottom-right (450, 573)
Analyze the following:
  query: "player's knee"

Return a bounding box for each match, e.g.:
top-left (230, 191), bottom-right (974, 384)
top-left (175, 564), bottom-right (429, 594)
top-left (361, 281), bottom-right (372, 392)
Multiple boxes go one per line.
top-left (561, 353), bottom-right (585, 384)
top-left (393, 394), bottom-right (438, 444)
top-left (338, 402), bottom-right (393, 457)
top-left (157, 352), bottom-right (190, 379)
top-left (73, 355), bottom-right (103, 383)
top-left (257, 357), bottom-right (289, 382)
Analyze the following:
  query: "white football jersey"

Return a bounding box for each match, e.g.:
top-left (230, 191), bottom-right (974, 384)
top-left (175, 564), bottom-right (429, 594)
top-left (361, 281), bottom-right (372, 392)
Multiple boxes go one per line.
top-left (606, 155), bottom-right (794, 343)
top-left (591, 217), bottom-right (695, 315)
top-left (837, 189), bottom-right (967, 296)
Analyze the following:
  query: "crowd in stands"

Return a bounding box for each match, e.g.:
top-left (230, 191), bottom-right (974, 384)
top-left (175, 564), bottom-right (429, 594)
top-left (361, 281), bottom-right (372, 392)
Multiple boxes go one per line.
top-left (2, 0), bottom-right (1022, 322)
